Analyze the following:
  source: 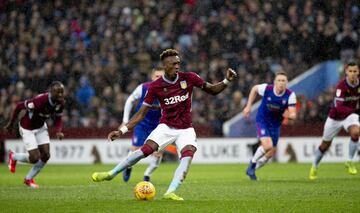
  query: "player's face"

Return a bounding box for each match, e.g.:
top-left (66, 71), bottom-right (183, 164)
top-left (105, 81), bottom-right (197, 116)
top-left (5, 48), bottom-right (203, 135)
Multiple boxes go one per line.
top-left (274, 74), bottom-right (288, 92)
top-left (151, 70), bottom-right (164, 81)
top-left (51, 85), bottom-right (65, 103)
top-left (345, 65), bottom-right (359, 82)
top-left (163, 56), bottom-right (180, 80)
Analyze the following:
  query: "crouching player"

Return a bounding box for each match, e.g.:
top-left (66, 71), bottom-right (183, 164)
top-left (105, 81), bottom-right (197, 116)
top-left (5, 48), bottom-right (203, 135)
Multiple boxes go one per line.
top-left (4, 82), bottom-right (65, 188)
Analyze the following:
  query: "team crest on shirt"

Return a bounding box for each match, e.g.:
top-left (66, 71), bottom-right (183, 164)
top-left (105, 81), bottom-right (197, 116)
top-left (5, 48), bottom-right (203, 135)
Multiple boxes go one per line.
top-left (180, 80), bottom-right (187, 89)
top-left (163, 88), bottom-right (167, 92)
top-left (55, 105), bottom-right (61, 111)
top-left (267, 97), bottom-right (271, 101)
top-left (336, 89), bottom-right (341, 97)
top-left (261, 129), bottom-right (265, 135)
top-left (282, 99), bottom-right (287, 105)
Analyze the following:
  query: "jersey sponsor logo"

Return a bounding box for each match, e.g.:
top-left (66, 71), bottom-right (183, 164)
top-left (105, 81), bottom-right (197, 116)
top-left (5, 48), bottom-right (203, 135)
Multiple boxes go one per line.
top-left (336, 89), bottom-right (341, 97)
top-left (261, 129), bottom-right (266, 135)
top-left (345, 96), bottom-right (360, 101)
top-left (39, 113), bottom-right (51, 118)
top-left (164, 93), bottom-right (189, 105)
top-left (180, 81), bottom-right (187, 89)
top-left (266, 103), bottom-right (281, 111)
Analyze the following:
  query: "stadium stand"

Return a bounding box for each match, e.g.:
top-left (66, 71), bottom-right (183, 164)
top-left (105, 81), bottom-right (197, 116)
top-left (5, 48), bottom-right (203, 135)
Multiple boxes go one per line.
top-left (0, 0), bottom-right (359, 137)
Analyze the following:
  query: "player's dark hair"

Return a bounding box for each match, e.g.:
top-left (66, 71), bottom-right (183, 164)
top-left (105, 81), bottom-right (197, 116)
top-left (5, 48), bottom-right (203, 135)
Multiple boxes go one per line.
top-left (346, 61), bottom-right (358, 67)
top-left (160, 49), bottom-right (179, 61)
top-left (50, 81), bottom-right (64, 88)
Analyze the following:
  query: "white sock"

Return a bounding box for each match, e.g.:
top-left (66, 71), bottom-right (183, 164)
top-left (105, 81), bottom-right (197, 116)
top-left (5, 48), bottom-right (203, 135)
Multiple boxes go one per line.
top-left (256, 156), bottom-right (270, 170)
top-left (313, 148), bottom-right (324, 168)
top-left (109, 149), bottom-right (144, 177)
top-left (348, 139), bottom-right (358, 161)
top-left (25, 160), bottom-right (46, 180)
top-left (144, 155), bottom-right (162, 177)
top-left (251, 146), bottom-right (265, 163)
top-left (13, 153), bottom-right (29, 163)
top-left (165, 156), bottom-right (192, 194)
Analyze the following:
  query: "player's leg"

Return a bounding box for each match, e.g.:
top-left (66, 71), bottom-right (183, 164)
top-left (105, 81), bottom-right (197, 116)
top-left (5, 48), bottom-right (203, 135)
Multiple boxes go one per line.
top-left (344, 114), bottom-right (360, 175)
top-left (8, 126), bottom-right (36, 173)
top-left (256, 128), bottom-right (279, 170)
top-left (309, 117), bottom-right (341, 180)
top-left (92, 124), bottom-right (174, 182)
top-left (246, 123), bottom-right (272, 180)
top-left (143, 150), bottom-right (163, 181)
top-left (246, 137), bottom-right (272, 180)
top-left (92, 140), bottom-right (158, 182)
top-left (163, 127), bottom-right (197, 201)
top-left (122, 145), bottom-right (139, 182)
top-left (143, 127), bottom-right (164, 181)
top-left (123, 125), bottom-right (147, 182)
top-left (256, 148), bottom-right (276, 170)
top-left (24, 127), bottom-right (51, 188)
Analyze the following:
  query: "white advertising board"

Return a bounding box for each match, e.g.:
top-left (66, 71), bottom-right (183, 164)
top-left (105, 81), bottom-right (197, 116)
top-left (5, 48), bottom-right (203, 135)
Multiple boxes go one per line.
top-left (5, 137), bottom-right (358, 164)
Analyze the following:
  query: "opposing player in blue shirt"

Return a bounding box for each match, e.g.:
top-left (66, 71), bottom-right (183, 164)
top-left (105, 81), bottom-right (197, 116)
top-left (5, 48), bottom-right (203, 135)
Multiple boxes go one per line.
top-left (242, 71), bottom-right (297, 180)
top-left (121, 67), bottom-right (164, 182)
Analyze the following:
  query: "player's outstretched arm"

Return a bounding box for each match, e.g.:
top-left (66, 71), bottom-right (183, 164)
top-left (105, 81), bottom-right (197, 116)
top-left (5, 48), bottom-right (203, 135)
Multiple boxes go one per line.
top-left (4, 101), bottom-right (26, 133)
top-left (242, 85), bottom-right (259, 117)
top-left (202, 68), bottom-right (237, 95)
top-left (107, 105), bottom-right (150, 141)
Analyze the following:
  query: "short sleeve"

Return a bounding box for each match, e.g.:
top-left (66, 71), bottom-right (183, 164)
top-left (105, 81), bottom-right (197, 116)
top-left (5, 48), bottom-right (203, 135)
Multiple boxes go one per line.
top-left (188, 72), bottom-right (205, 88)
top-left (143, 86), bottom-right (155, 107)
top-left (257, 84), bottom-right (267, 96)
top-left (288, 92), bottom-right (297, 105)
top-left (132, 84), bottom-right (143, 100)
top-left (26, 94), bottom-right (46, 110)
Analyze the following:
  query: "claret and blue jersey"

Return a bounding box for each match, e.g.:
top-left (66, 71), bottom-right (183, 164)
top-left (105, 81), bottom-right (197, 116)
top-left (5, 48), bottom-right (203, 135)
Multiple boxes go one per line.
top-left (256, 84), bottom-right (297, 146)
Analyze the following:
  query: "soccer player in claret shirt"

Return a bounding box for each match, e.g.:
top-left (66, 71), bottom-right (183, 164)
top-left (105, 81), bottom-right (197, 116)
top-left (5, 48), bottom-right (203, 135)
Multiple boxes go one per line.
top-left (121, 67), bottom-right (164, 182)
top-left (242, 71), bottom-right (297, 180)
top-left (309, 62), bottom-right (359, 180)
top-left (92, 49), bottom-right (237, 201)
top-left (4, 81), bottom-right (65, 188)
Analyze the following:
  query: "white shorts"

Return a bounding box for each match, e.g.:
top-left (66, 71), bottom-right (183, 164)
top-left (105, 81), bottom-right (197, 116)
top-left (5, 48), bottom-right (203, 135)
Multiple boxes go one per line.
top-left (19, 123), bottom-right (50, 151)
top-left (322, 113), bottom-right (360, 141)
top-left (146, 123), bottom-right (197, 154)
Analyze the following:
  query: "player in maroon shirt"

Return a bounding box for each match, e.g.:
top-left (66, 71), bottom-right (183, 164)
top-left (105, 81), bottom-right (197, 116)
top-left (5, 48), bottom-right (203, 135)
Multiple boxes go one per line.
top-left (309, 62), bottom-right (359, 180)
top-left (4, 81), bottom-right (65, 188)
top-left (92, 49), bottom-right (237, 201)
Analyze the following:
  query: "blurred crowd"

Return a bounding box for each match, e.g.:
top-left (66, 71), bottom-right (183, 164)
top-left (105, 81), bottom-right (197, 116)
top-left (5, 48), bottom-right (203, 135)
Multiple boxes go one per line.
top-left (0, 0), bottom-right (359, 135)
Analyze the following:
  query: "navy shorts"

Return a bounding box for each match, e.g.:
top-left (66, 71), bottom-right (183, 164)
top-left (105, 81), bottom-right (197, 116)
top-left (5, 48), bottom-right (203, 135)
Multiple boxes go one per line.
top-left (256, 122), bottom-right (280, 147)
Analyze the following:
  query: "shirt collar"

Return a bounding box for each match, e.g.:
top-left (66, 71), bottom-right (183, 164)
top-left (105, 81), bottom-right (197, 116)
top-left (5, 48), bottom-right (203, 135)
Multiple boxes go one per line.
top-left (162, 73), bottom-right (179, 84)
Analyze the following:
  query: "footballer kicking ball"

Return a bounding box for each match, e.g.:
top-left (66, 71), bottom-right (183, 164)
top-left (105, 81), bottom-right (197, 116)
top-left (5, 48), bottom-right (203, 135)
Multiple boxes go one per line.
top-left (134, 181), bottom-right (156, 200)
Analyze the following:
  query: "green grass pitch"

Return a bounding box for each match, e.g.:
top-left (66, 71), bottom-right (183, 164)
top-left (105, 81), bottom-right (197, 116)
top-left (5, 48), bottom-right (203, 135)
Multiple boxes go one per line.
top-left (0, 163), bottom-right (359, 213)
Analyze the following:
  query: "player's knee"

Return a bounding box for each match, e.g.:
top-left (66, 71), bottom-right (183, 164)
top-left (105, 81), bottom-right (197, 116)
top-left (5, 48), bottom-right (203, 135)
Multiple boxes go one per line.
top-left (350, 129), bottom-right (359, 142)
top-left (141, 144), bottom-right (156, 157)
top-left (41, 152), bottom-right (51, 162)
top-left (29, 154), bottom-right (40, 164)
top-left (351, 135), bottom-right (359, 142)
top-left (180, 145), bottom-right (197, 159)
